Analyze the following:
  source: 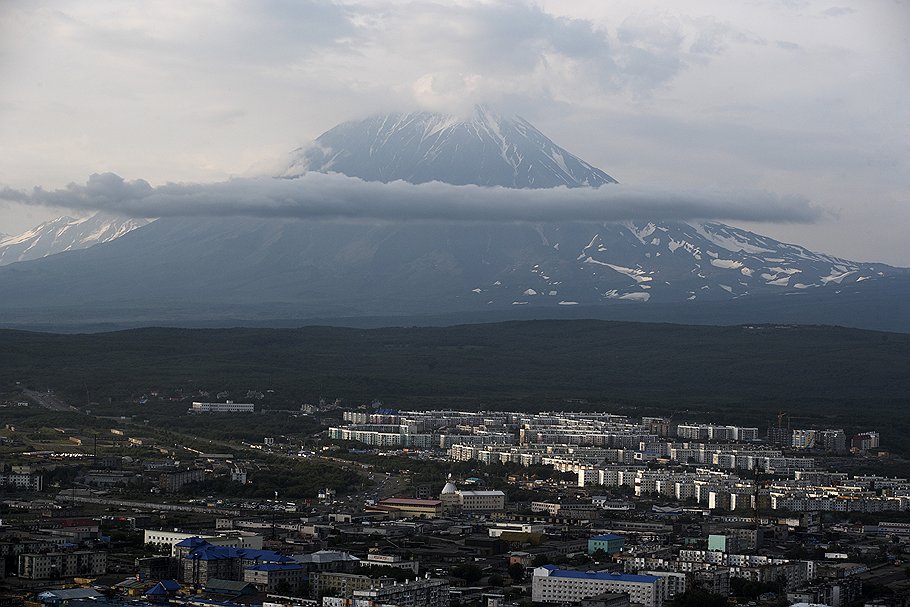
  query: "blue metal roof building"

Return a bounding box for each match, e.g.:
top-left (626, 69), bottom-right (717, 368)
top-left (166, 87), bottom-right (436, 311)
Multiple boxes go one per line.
top-left (532, 565), bottom-right (663, 607)
top-left (539, 565), bottom-right (657, 583)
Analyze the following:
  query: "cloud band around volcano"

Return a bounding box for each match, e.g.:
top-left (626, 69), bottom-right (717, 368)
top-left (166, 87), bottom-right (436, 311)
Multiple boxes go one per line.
top-left (1, 171), bottom-right (824, 224)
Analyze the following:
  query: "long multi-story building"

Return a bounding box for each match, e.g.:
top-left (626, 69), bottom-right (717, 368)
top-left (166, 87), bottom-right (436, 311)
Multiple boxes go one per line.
top-left (676, 424), bottom-right (759, 442)
top-left (792, 428), bottom-right (847, 453)
top-left (179, 539), bottom-right (295, 586)
top-left (313, 572), bottom-right (392, 599)
top-left (532, 566), bottom-right (664, 607)
top-left (190, 401), bottom-right (255, 413)
top-left (852, 431), bottom-right (880, 452)
top-left (143, 530), bottom-right (264, 556)
top-left (18, 551), bottom-right (107, 579)
top-left (329, 424), bottom-right (512, 449)
top-left (675, 550), bottom-right (815, 590)
top-left (243, 562), bottom-right (306, 593)
top-left (770, 493), bottom-right (908, 513)
top-left (323, 577), bottom-right (449, 607)
top-left (365, 498), bottom-right (443, 518)
top-left (159, 468), bottom-right (205, 492)
top-left (0, 472), bottom-right (43, 491)
top-left (439, 484), bottom-right (506, 512)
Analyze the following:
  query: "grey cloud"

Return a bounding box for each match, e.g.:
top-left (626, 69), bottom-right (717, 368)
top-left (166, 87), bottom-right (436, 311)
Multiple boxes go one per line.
top-left (1, 172), bottom-right (823, 224)
top-left (822, 7), bottom-right (856, 17)
top-left (63, 1), bottom-right (354, 70)
top-left (360, 2), bottom-right (712, 97)
top-left (609, 111), bottom-right (871, 173)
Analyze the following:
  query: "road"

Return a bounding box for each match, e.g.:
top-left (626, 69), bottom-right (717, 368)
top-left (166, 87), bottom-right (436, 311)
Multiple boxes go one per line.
top-left (20, 390), bottom-right (411, 504)
top-left (858, 562), bottom-right (910, 589)
top-left (23, 388), bottom-right (79, 412)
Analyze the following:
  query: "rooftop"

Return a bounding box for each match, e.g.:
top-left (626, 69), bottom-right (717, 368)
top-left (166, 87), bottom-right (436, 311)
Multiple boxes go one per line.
top-left (184, 540), bottom-right (293, 563)
top-left (537, 565), bottom-right (658, 584)
top-left (590, 534), bottom-right (624, 541)
top-left (37, 589), bottom-right (105, 601)
top-left (245, 563), bottom-right (304, 572)
top-left (293, 550), bottom-right (360, 564)
top-left (379, 498), bottom-right (442, 507)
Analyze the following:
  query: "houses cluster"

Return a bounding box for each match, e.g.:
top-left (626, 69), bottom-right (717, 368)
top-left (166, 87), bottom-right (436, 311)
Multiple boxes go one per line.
top-left (0, 406), bottom-right (903, 607)
top-left (395, 409), bottom-right (898, 515)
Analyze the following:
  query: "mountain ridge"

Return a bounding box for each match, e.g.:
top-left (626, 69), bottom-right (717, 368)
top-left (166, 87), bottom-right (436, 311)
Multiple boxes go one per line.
top-left (0, 213), bottom-right (151, 266)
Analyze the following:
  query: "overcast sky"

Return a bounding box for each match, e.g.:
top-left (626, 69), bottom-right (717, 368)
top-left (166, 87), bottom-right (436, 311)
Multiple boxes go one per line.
top-left (1, 0), bottom-right (908, 264)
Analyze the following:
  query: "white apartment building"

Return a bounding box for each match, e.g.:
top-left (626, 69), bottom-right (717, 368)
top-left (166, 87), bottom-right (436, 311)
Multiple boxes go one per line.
top-left (532, 566), bottom-right (664, 607)
top-left (458, 490), bottom-right (506, 511)
top-left (0, 472), bottom-right (43, 491)
top-left (19, 551), bottom-right (107, 579)
top-left (677, 424), bottom-right (758, 442)
top-left (143, 529), bottom-right (263, 556)
top-left (190, 400), bottom-right (255, 413)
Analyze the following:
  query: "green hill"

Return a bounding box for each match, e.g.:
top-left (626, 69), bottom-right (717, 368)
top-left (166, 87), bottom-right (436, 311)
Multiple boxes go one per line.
top-left (2, 320), bottom-right (908, 450)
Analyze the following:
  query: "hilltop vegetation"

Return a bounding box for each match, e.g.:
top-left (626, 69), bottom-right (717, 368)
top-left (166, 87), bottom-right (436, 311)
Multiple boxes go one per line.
top-left (2, 320), bottom-right (908, 449)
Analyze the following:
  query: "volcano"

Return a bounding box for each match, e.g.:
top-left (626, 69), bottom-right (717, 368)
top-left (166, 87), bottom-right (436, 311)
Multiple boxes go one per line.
top-left (0, 106), bottom-right (906, 331)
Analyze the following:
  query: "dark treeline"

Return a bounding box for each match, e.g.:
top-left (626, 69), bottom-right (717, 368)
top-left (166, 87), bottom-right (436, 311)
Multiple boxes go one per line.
top-left (2, 320), bottom-right (908, 450)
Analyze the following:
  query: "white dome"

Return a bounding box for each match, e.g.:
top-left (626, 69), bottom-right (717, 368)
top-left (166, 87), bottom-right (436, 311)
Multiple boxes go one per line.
top-left (441, 481), bottom-right (457, 495)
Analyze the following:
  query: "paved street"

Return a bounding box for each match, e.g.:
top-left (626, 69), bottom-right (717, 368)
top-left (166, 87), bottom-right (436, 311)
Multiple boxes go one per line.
top-left (23, 387), bottom-right (78, 412)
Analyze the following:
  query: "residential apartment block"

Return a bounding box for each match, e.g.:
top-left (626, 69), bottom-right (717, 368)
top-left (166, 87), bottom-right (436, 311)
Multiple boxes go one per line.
top-left (532, 566), bottom-right (664, 607)
top-left (18, 551), bottom-right (106, 579)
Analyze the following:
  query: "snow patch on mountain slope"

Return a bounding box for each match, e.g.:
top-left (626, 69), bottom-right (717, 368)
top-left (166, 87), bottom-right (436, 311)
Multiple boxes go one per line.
top-left (711, 258), bottom-right (743, 269)
top-left (0, 213), bottom-right (152, 266)
top-left (822, 270), bottom-right (857, 284)
top-left (693, 222), bottom-right (776, 254)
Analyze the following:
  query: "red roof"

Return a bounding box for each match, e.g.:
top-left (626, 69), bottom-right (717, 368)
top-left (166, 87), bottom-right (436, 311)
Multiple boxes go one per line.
top-left (379, 498), bottom-right (441, 507)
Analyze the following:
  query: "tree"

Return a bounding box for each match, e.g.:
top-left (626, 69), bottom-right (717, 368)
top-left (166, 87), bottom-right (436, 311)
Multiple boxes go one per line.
top-left (667, 588), bottom-right (728, 607)
top-left (274, 580), bottom-right (291, 595)
top-left (508, 563), bottom-right (525, 582)
top-left (451, 563), bottom-right (483, 585)
top-left (488, 573), bottom-right (504, 587)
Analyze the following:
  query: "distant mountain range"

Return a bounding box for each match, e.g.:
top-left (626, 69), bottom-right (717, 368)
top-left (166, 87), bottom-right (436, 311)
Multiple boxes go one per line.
top-left (0, 213), bottom-right (150, 266)
top-left (0, 106), bottom-right (906, 331)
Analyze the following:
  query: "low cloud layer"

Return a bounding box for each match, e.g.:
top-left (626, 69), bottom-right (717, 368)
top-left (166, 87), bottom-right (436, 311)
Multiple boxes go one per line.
top-left (0, 172), bottom-right (823, 224)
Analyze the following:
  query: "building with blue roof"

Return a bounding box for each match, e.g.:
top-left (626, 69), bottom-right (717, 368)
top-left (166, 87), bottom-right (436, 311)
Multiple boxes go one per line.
top-left (145, 529), bottom-right (264, 557)
top-left (532, 565), bottom-right (664, 607)
top-left (160, 579), bottom-right (182, 592)
top-left (587, 533), bottom-right (625, 556)
top-left (144, 584), bottom-right (169, 598)
top-left (181, 539), bottom-right (295, 587)
top-left (176, 537), bottom-right (209, 549)
top-left (144, 579), bottom-right (182, 599)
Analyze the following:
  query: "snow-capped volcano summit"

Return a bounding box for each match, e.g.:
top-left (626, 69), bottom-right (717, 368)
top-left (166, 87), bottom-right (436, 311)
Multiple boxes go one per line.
top-left (285, 105), bottom-right (617, 188)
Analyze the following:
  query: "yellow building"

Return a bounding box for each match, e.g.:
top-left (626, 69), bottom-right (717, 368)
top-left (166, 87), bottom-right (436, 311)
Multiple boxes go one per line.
top-left (367, 497), bottom-right (443, 518)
